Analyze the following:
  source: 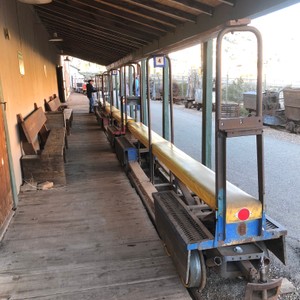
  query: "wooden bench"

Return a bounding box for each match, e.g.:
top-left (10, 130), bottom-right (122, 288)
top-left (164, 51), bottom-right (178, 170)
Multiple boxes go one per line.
top-left (44, 95), bottom-right (73, 135)
top-left (50, 94), bottom-right (68, 110)
top-left (17, 107), bottom-right (67, 185)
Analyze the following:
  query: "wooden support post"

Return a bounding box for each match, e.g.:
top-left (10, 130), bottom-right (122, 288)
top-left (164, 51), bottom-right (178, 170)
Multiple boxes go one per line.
top-left (163, 58), bottom-right (170, 141)
top-left (202, 40), bottom-right (213, 169)
top-left (141, 59), bottom-right (148, 125)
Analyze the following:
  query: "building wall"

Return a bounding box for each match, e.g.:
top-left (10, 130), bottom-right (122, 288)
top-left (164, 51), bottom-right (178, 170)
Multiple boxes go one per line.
top-left (0, 0), bottom-right (60, 194)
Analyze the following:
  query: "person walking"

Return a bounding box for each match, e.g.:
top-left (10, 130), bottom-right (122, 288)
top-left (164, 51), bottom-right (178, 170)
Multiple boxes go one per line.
top-left (86, 79), bottom-right (97, 113)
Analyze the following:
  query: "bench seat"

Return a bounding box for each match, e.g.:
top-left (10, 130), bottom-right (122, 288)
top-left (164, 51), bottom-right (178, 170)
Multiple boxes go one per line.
top-left (45, 97), bottom-right (73, 135)
top-left (18, 107), bottom-right (66, 185)
top-left (45, 108), bottom-right (73, 135)
top-left (127, 122), bottom-right (262, 223)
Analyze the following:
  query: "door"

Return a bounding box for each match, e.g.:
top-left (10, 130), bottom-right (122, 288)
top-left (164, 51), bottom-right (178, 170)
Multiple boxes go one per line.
top-left (56, 66), bottom-right (66, 103)
top-left (0, 96), bottom-right (13, 229)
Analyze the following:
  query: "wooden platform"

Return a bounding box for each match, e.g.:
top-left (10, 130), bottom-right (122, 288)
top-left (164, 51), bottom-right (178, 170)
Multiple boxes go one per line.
top-left (0, 93), bottom-right (190, 300)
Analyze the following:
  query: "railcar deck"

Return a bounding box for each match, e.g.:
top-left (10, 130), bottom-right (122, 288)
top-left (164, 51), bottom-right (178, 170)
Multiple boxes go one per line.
top-left (0, 93), bottom-right (190, 300)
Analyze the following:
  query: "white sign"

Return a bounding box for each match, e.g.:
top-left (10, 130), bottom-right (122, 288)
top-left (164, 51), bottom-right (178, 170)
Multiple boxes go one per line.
top-left (154, 55), bottom-right (165, 68)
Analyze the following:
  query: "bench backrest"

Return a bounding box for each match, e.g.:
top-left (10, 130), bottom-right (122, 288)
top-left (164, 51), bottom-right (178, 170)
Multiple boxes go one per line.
top-left (17, 107), bottom-right (48, 155)
top-left (47, 97), bottom-right (61, 112)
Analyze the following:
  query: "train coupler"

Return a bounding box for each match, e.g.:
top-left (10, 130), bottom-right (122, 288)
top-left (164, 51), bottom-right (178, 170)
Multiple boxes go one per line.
top-left (244, 277), bottom-right (282, 300)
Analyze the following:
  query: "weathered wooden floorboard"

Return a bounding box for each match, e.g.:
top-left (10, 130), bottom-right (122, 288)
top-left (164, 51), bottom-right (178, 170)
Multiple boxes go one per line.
top-left (5, 219), bottom-right (158, 241)
top-left (0, 239), bottom-right (166, 274)
top-left (0, 105), bottom-right (190, 300)
top-left (2, 278), bottom-right (187, 300)
top-left (16, 189), bottom-right (142, 207)
top-left (0, 256), bottom-right (179, 299)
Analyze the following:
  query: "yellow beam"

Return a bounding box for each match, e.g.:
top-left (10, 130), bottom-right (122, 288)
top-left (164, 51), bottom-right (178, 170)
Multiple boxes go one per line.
top-left (127, 122), bottom-right (262, 223)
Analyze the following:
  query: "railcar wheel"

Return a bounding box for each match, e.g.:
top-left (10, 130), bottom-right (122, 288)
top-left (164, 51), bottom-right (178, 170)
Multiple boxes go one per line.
top-left (182, 250), bottom-right (206, 290)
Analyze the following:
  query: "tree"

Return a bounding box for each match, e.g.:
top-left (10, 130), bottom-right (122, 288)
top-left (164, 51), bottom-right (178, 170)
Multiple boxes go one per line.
top-left (223, 77), bottom-right (255, 103)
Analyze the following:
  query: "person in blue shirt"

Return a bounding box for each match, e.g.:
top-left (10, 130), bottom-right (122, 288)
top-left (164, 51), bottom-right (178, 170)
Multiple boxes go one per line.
top-left (86, 79), bottom-right (97, 113)
top-left (135, 75), bottom-right (140, 96)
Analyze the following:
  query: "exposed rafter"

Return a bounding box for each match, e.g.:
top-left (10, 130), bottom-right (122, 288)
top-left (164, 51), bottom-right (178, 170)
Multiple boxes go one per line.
top-left (218, 0), bottom-right (235, 7)
top-left (170, 0), bottom-right (214, 16)
top-left (114, 0), bottom-right (198, 22)
top-left (32, 0), bottom-right (299, 66)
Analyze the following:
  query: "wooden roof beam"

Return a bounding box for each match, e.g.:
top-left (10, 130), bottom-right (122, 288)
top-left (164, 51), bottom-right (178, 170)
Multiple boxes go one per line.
top-left (66, 49), bottom-right (117, 65)
top-left (45, 25), bottom-right (133, 56)
top-left (107, 0), bottom-right (299, 69)
top-left (37, 10), bottom-right (147, 47)
top-left (36, 5), bottom-right (158, 43)
top-left (170, 0), bottom-right (214, 16)
top-left (74, 0), bottom-right (178, 27)
top-left (54, 0), bottom-right (171, 34)
top-left (218, 0), bottom-right (235, 7)
top-left (119, 0), bottom-right (197, 22)
top-left (91, 0), bottom-right (179, 26)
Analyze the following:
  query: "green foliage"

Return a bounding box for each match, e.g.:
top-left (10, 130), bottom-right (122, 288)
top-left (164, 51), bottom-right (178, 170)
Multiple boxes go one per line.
top-left (222, 77), bottom-right (256, 103)
top-left (239, 106), bottom-right (250, 116)
top-left (173, 80), bottom-right (188, 98)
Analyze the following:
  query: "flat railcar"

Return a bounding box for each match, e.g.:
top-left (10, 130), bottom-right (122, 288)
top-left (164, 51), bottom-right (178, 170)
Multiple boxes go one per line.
top-left (96, 24), bottom-right (287, 299)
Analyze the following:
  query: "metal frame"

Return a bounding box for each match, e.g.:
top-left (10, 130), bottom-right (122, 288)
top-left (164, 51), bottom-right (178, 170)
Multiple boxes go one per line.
top-left (215, 25), bottom-right (264, 243)
top-left (201, 40), bottom-right (213, 169)
top-left (153, 24), bottom-right (287, 268)
top-left (120, 63), bottom-right (141, 129)
top-left (101, 71), bottom-right (110, 107)
top-left (146, 55), bottom-right (174, 183)
top-left (94, 74), bottom-right (103, 103)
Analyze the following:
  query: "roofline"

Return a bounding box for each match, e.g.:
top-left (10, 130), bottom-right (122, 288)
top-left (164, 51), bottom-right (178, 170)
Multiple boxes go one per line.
top-left (107, 0), bottom-right (299, 69)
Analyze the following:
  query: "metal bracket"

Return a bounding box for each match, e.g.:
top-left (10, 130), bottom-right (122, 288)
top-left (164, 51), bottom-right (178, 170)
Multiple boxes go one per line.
top-left (174, 177), bottom-right (197, 205)
top-left (244, 278), bottom-right (282, 300)
top-left (218, 116), bottom-right (263, 136)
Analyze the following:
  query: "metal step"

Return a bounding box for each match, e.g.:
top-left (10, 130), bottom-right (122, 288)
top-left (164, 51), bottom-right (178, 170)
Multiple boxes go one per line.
top-left (154, 191), bottom-right (213, 249)
top-left (154, 190), bottom-right (214, 286)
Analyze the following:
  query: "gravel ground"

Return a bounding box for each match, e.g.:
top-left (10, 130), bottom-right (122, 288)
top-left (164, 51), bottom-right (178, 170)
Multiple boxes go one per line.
top-left (188, 252), bottom-right (300, 300)
top-left (264, 126), bottom-right (300, 145)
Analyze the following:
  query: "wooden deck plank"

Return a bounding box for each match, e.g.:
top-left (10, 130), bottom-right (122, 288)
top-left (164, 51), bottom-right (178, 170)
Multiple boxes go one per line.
top-left (0, 239), bottom-right (166, 274)
top-left (5, 279), bottom-right (187, 300)
top-left (0, 257), bottom-right (179, 299)
top-left (0, 100), bottom-right (190, 300)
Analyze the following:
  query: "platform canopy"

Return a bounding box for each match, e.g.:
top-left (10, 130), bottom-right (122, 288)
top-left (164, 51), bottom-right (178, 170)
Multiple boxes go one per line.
top-left (30, 0), bottom-right (298, 67)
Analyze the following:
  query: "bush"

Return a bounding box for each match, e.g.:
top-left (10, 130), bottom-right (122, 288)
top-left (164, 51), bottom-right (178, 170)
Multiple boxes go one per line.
top-left (222, 77), bottom-right (256, 103)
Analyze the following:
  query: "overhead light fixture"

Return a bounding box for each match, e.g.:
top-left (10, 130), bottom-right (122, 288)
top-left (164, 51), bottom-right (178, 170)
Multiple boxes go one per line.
top-left (64, 56), bottom-right (71, 62)
top-left (49, 32), bottom-right (63, 42)
top-left (18, 0), bottom-right (52, 4)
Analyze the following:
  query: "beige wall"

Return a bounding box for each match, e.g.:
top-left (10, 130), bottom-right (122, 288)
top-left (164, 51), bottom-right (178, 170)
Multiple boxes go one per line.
top-left (0, 0), bottom-right (60, 194)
